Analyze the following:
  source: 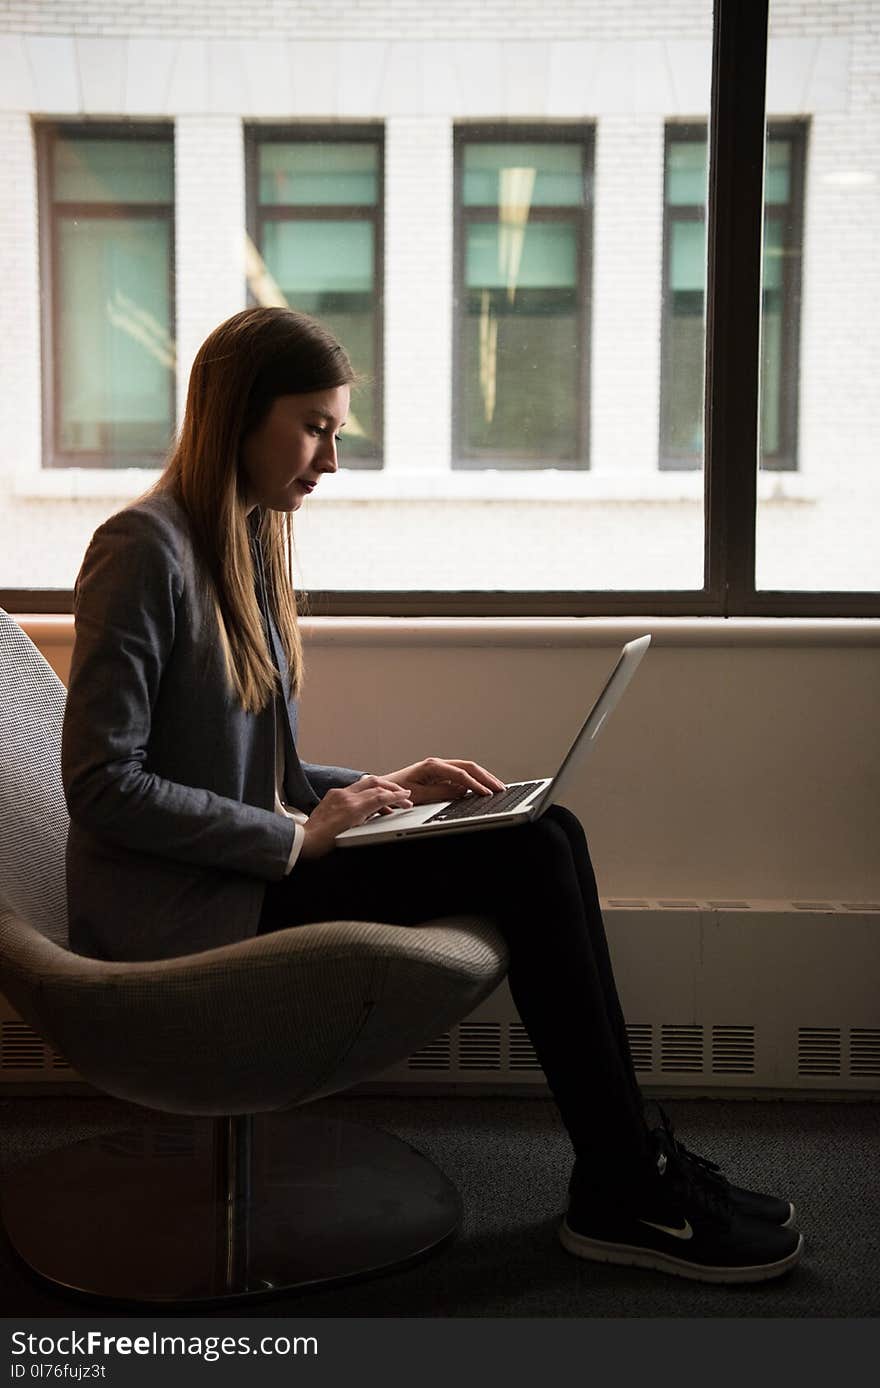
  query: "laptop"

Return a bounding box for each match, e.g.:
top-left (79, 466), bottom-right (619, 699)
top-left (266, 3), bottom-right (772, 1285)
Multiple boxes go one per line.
top-left (335, 634), bottom-right (651, 848)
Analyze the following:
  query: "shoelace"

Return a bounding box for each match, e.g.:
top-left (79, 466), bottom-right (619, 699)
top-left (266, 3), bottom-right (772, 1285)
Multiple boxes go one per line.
top-left (651, 1113), bottom-right (733, 1224)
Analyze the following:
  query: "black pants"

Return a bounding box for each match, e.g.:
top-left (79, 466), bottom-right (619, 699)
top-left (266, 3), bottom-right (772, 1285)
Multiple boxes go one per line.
top-left (258, 804), bottom-right (652, 1191)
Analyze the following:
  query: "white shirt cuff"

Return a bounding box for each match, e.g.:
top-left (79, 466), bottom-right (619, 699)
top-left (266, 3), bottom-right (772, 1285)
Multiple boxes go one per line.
top-left (284, 820), bottom-right (306, 875)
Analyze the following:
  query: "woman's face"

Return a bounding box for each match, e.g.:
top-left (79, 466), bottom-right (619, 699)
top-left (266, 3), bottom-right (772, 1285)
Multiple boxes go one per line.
top-left (240, 385), bottom-right (350, 512)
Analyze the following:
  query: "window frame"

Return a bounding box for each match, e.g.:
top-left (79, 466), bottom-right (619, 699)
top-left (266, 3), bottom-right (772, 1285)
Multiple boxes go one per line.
top-left (451, 121), bottom-right (595, 471)
top-left (243, 122), bottom-right (385, 470)
top-left (35, 119), bottom-right (176, 472)
top-left (5, 1), bottom-right (879, 619)
top-left (659, 118), bottom-right (807, 474)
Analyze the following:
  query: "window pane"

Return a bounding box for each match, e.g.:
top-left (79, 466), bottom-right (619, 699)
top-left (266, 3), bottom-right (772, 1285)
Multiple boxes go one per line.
top-left (660, 128), bottom-right (801, 474)
top-left (457, 136), bottom-right (588, 467)
top-left (463, 143), bottom-right (584, 207)
top-left (665, 140), bottom-right (707, 206)
top-left (53, 137), bottom-right (172, 204)
top-left (765, 139), bottom-right (791, 206)
top-left (465, 220), bottom-right (577, 290)
top-left (463, 288), bottom-right (580, 458)
top-left (252, 134), bottom-right (382, 467)
top-left (2, 7), bottom-right (735, 596)
top-left (756, 2), bottom-right (878, 589)
top-left (57, 217), bottom-right (173, 457)
top-left (660, 131), bottom-right (709, 471)
top-left (258, 143), bottom-right (378, 206)
top-left (669, 219), bottom-right (705, 292)
top-left (263, 220), bottom-right (374, 294)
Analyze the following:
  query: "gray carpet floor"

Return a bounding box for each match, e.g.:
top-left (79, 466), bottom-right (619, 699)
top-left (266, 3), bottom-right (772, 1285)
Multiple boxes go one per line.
top-left (0, 1092), bottom-right (878, 1318)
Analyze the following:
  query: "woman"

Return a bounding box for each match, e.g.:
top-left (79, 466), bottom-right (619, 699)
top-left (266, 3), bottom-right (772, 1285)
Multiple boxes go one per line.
top-left (61, 306), bottom-right (802, 1286)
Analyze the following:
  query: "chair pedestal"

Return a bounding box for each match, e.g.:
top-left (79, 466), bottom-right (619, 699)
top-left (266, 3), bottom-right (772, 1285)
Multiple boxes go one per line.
top-left (1, 1112), bottom-right (460, 1306)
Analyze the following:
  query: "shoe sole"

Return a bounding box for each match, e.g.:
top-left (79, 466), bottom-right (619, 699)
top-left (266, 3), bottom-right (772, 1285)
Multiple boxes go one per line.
top-left (782, 1203), bottom-right (796, 1228)
top-left (559, 1219), bottom-right (804, 1284)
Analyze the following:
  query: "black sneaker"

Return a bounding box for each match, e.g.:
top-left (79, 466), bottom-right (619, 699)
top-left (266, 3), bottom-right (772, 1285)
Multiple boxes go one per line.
top-left (559, 1138), bottom-right (804, 1284)
top-left (649, 1103), bottom-right (795, 1227)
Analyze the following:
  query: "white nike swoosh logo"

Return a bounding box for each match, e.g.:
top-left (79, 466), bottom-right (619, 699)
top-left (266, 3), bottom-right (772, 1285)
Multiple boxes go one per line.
top-left (639, 1218), bottom-right (694, 1241)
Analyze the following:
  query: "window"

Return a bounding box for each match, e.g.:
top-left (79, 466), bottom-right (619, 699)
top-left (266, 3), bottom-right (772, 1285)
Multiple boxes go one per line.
top-left (453, 127), bottom-right (594, 469)
top-left (245, 127), bottom-right (383, 467)
top-left (38, 124), bottom-right (175, 469)
top-left (660, 122), bottom-right (805, 472)
top-left (2, 2), bottom-right (877, 614)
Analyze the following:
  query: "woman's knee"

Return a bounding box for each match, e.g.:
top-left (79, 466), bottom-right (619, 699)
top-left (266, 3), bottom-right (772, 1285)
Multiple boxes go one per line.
top-left (539, 804), bottom-right (595, 867)
top-left (513, 807), bottom-right (577, 865)
top-left (543, 803), bottom-right (584, 836)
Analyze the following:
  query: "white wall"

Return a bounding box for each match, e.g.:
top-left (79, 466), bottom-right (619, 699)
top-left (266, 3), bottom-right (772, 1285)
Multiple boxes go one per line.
top-left (26, 616), bottom-right (880, 903)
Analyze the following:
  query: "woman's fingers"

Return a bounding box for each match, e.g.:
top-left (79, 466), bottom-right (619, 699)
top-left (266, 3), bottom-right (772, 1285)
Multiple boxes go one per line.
top-left (356, 774), bottom-right (411, 795)
top-left (436, 759), bottom-right (507, 796)
top-left (302, 785), bottom-right (414, 858)
top-left (357, 786), bottom-right (413, 820)
top-left (374, 759), bottom-right (507, 800)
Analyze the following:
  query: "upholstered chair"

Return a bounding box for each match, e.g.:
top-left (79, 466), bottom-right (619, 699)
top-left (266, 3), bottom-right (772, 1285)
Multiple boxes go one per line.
top-left (0, 608), bottom-right (508, 1305)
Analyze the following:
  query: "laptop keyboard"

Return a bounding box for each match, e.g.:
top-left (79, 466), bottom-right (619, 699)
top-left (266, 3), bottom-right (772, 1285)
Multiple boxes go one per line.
top-left (422, 781), bottom-right (544, 824)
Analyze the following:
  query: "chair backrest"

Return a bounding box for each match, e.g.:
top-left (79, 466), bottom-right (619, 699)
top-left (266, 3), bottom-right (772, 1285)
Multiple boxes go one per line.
top-left (0, 610), bottom-right (70, 947)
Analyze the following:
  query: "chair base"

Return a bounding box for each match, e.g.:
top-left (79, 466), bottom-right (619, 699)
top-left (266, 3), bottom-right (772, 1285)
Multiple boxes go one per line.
top-left (0, 1111), bottom-right (461, 1306)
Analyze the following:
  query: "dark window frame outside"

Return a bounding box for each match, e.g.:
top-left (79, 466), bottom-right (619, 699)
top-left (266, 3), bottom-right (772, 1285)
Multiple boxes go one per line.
top-left (244, 121), bottom-right (385, 472)
top-left (451, 120), bottom-right (595, 472)
top-left (659, 118), bottom-right (806, 475)
top-left (35, 119), bottom-right (176, 474)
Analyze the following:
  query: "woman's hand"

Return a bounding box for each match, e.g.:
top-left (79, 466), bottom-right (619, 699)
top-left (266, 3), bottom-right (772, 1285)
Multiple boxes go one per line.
top-left (300, 775), bottom-right (413, 860)
top-left (379, 757), bottom-right (506, 806)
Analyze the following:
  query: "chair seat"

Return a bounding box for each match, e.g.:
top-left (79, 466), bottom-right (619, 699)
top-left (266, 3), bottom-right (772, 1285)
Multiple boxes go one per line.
top-left (0, 907), bottom-right (508, 1113)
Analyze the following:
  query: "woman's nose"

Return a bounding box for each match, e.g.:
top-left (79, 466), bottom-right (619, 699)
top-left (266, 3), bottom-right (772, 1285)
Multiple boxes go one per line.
top-left (321, 438), bottom-right (339, 472)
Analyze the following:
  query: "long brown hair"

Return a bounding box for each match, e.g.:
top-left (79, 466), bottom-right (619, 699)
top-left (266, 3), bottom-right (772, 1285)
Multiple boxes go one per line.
top-left (151, 307), bottom-right (354, 713)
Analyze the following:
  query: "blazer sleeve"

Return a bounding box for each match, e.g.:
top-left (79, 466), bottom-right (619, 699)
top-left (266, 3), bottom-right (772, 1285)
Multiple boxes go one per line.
top-left (61, 507), bottom-right (297, 880)
top-left (300, 762), bottom-right (366, 797)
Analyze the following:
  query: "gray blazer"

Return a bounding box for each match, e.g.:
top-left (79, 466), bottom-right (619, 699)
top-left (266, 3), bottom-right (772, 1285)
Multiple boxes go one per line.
top-left (61, 492), bottom-right (364, 962)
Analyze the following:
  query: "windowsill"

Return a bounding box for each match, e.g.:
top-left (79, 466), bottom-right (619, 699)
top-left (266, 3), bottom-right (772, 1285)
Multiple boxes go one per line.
top-left (9, 468), bottom-right (819, 505)
top-left (18, 615), bottom-right (880, 647)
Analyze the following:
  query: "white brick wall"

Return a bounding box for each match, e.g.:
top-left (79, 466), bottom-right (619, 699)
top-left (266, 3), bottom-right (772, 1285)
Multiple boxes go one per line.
top-left (173, 115), bottom-right (247, 419)
top-left (0, 114), bottom-right (40, 482)
top-left (1, 1), bottom-right (714, 41)
top-left (756, 3), bottom-right (880, 590)
top-left (590, 115), bottom-right (666, 477)
top-left (383, 116), bottom-right (453, 474)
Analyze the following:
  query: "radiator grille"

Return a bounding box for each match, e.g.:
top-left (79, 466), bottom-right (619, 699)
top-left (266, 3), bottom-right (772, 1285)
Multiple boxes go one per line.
top-left (459, 1022), bottom-right (502, 1071)
top-left (661, 1024), bottom-right (704, 1072)
top-left (509, 1023), bottom-right (541, 1071)
top-left (850, 1028), bottom-right (880, 1077)
top-left (0, 1021), bottom-right (72, 1074)
top-left (408, 1033), bottom-right (452, 1071)
top-left (626, 1024), bottom-right (653, 1072)
top-left (712, 1025), bottom-right (755, 1074)
top-left (1, 1021), bottom-right (45, 1071)
top-left (798, 1027), bottom-right (842, 1076)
